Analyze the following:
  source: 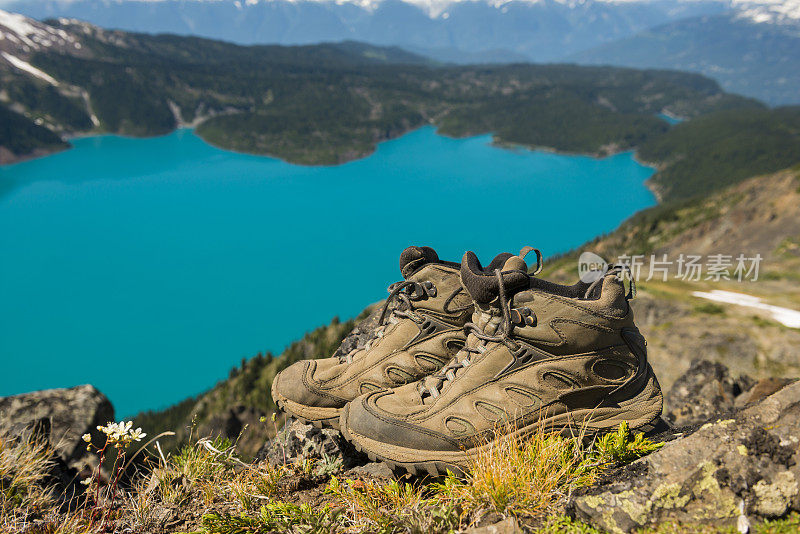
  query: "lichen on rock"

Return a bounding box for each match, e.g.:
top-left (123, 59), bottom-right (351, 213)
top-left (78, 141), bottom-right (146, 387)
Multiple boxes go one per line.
top-left (572, 379), bottom-right (800, 532)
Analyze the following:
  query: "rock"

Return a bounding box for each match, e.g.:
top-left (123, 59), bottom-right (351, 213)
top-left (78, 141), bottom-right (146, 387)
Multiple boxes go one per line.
top-left (664, 359), bottom-right (755, 426)
top-left (571, 380), bottom-right (800, 533)
top-left (255, 417), bottom-right (364, 468)
top-left (345, 461), bottom-right (395, 479)
top-left (465, 517), bottom-right (522, 534)
top-left (740, 377), bottom-right (796, 406)
top-left (332, 303), bottom-right (382, 360)
top-left (0, 384), bottom-right (114, 470)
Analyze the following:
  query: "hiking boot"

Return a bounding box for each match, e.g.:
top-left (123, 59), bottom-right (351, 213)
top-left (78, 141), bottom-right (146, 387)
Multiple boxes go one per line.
top-left (340, 249), bottom-right (663, 475)
top-left (271, 246), bottom-right (485, 429)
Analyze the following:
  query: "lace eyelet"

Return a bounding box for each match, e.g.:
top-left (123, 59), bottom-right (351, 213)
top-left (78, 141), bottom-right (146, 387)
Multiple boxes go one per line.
top-left (422, 281), bottom-right (437, 297)
top-left (511, 307), bottom-right (536, 327)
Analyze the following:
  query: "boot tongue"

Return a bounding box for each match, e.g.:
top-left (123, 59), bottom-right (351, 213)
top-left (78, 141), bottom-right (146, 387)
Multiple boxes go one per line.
top-left (460, 249), bottom-right (535, 305)
top-left (399, 246), bottom-right (440, 278)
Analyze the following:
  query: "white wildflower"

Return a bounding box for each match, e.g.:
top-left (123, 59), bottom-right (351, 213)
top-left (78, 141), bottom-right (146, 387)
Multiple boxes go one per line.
top-left (95, 421), bottom-right (147, 446)
top-left (129, 427), bottom-right (147, 442)
top-left (82, 433), bottom-right (92, 442)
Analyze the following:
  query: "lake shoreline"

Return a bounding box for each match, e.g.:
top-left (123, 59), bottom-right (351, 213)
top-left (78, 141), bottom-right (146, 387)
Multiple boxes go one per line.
top-left (4, 122), bottom-right (664, 194)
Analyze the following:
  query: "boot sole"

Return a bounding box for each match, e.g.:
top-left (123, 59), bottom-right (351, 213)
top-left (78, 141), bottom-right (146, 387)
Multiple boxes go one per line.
top-left (271, 379), bottom-right (342, 430)
top-left (339, 402), bottom-right (466, 477)
top-left (339, 379), bottom-right (662, 477)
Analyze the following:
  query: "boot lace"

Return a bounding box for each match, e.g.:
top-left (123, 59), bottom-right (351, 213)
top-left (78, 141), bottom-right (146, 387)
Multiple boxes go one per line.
top-left (339, 279), bottom-right (436, 364)
top-left (419, 269), bottom-right (519, 399)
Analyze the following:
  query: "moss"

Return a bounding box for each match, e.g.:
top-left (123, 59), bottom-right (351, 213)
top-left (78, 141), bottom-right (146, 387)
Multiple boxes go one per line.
top-left (618, 491), bottom-right (650, 526)
top-left (539, 515), bottom-right (605, 533)
top-left (756, 512), bottom-right (800, 533)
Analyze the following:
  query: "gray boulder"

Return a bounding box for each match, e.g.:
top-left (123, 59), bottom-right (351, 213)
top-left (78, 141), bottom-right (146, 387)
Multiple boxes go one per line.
top-left (664, 359), bottom-right (755, 427)
top-left (331, 303), bottom-right (382, 360)
top-left (664, 359), bottom-right (795, 428)
top-left (572, 380), bottom-right (800, 533)
top-left (255, 417), bottom-right (363, 468)
top-left (0, 384), bottom-right (114, 469)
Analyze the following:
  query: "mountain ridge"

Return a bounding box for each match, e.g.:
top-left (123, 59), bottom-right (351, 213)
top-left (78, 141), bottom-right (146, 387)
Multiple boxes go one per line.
top-left (0, 0), bottom-right (735, 55)
top-left (571, 11), bottom-right (800, 105)
top-left (7, 8), bottom-right (787, 202)
top-left (4, 0), bottom-right (798, 105)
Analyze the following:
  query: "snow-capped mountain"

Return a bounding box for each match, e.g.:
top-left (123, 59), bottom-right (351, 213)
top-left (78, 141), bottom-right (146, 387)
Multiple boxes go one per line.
top-left (0, 0), bottom-right (734, 61)
top-left (1, 0), bottom-right (797, 103)
top-left (571, 5), bottom-right (800, 106)
top-left (0, 9), bottom-right (79, 53)
top-left (0, 8), bottom-right (86, 88)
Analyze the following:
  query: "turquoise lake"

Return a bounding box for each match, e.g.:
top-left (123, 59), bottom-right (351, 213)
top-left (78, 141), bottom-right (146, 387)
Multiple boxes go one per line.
top-left (0, 127), bottom-right (655, 416)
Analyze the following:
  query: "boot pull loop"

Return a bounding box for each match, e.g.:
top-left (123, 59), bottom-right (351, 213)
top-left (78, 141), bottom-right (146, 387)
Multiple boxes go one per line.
top-left (519, 246), bottom-right (543, 275)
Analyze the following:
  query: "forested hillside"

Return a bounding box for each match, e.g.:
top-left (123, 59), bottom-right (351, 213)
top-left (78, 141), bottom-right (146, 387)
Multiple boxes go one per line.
top-left (639, 107), bottom-right (800, 201)
top-left (0, 104), bottom-right (67, 164)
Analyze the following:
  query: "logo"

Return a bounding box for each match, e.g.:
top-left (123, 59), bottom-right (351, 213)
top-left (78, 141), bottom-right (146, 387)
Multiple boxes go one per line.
top-left (578, 252), bottom-right (608, 283)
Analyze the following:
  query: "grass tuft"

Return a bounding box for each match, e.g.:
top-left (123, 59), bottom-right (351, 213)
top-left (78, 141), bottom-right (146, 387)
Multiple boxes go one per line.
top-left (204, 502), bottom-right (342, 534)
top-left (593, 421), bottom-right (664, 465)
top-left (0, 430), bottom-right (93, 533)
top-left (435, 427), bottom-right (598, 522)
top-left (0, 431), bottom-right (55, 518)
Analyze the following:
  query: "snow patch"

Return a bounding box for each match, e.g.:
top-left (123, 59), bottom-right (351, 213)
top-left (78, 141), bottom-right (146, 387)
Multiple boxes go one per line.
top-left (0, 8), bottom-right (77, 49)
top-left (1, 51), bottom-right (59, 85)
top-left (692, 290), bottom-right (800, 329)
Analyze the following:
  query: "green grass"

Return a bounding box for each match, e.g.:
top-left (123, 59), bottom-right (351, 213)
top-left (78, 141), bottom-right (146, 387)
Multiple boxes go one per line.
top-left (694, 302), bottom-right (726, 315)
top-left (201, 421), bottom-right (663, 534)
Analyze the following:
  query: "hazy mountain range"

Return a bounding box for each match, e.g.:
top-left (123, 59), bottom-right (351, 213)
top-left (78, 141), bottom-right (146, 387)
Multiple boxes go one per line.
top-left (1, 0), bottom-right (798, 104)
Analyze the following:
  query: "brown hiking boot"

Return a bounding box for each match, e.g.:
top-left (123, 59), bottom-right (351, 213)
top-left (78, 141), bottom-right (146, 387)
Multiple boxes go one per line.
top-left (272, 246), bottom-right (482, 429)
top-left (340, 249), bottom-right (663, 475)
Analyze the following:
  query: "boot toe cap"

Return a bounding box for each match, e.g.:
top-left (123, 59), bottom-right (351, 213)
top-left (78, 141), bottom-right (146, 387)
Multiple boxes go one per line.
top-left (272, 360), bottom-right (344, 408)
top-left (345, 392), bottom-right (459, 452)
